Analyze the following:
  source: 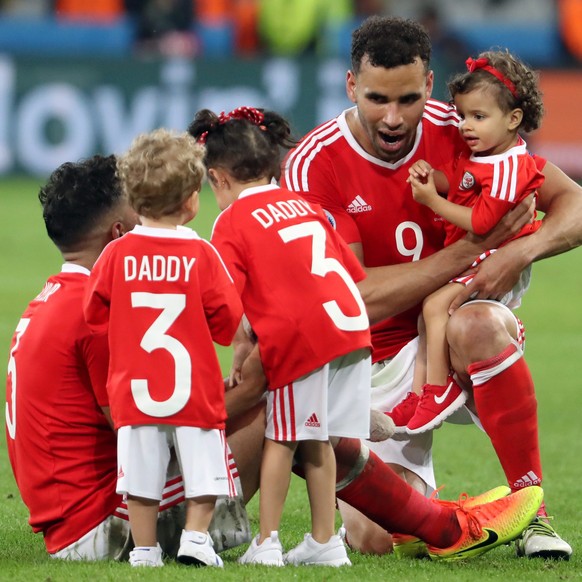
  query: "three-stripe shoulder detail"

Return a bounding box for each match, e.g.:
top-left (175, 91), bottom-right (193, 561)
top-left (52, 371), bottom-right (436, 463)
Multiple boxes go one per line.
top-left (284, 119), bottom-right (343, 191)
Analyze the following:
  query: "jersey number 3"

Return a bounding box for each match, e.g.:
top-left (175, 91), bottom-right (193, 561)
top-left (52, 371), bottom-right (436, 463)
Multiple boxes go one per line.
top-left (6, 318), bottom-right (31, 440)
top-left (278, 221), bottom-right (368, 331)
top-left (131, 292), bottom-right (190, 417)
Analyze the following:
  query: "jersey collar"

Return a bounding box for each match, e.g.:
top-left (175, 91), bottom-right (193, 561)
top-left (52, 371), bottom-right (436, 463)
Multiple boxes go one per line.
top-left (238, 183), bottom-right (279, 199)
top-left (129, 224), bottom-right (201, 239)
top-left (337, 107), bottom-right (423, 170)
top-left (62, 263), bottom-right (91, 276)
top-left (469, 136), bottom-right (528, 164)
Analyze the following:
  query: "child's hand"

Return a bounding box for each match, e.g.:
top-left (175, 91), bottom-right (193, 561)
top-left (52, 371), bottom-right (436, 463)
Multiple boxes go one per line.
top-left (408, 170), bottom-right (439, 206)
top-left (408, 160), bottom-right (433, 184)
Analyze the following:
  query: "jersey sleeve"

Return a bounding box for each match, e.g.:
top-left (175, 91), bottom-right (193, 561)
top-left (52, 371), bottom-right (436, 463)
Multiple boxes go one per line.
top-left (320, 207), bottom-right (366, 283)
top-left (532, 153), bottom-right (547, 171)
top-left (199, 239), bottom-right (243, 347)
top-left (471, 156), bottom-right (545, 235)
top-left (282, 146), bottom-right (361, 245)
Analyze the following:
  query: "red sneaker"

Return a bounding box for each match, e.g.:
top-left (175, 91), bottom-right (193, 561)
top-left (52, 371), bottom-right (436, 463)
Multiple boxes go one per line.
top-left (385, 391), bottom-right (419, 433)
top-left (406, 377), bottom-right (467, 434)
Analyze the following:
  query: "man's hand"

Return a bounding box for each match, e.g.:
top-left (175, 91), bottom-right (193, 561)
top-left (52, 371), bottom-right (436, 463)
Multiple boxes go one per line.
top-left (225, 345), bottom-right (267, 419)
top-left (449, 244), bottom-right (529, 313)
top-left (449, 194), bottom-right (536, 312)
top-left (229, 318), bottom-right (256, 387)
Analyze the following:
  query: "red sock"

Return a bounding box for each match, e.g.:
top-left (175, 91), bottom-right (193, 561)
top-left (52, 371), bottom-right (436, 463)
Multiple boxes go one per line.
top-left (469, 343), bottom-right (542, 493)
top-left (333, 438), bottom-right (460, 548)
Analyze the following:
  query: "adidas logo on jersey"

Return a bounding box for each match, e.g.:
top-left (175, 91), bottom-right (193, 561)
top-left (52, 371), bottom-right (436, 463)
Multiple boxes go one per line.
top-left (513, 471), bottom-right (541, 488)
top-left (347, 195), bottom-right (372, 214)
top-left (305, 413), bottom-right (321, 428)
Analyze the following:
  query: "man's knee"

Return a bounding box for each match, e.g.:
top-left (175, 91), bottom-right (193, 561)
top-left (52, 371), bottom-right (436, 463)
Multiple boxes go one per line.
top-left (447, 302), bottom-right (518, 366)
top-left (387, 463), bottom-right (428, 496)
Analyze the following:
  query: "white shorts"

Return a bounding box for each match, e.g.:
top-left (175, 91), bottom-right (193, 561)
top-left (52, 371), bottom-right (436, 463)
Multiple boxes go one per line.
top-left (266, 349), bottom-right (371, 442)
top-left (51, 446), bottom-right (251, 560)
top-left (366, 300), bottom-right (525, 491)
top-left (117, 425), bottom-right (235, 499)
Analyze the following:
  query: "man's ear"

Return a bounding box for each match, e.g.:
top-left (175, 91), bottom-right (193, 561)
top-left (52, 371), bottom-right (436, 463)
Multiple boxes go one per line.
top-left (111, 221), bottom-right (124, 240)
top-left (426, 69), bottom-right (434, 100)
top-left (346, 70), bottom-right (357, 104)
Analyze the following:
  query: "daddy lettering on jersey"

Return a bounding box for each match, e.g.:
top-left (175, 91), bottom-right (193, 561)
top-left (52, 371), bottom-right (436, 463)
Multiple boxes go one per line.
top-left (251, 198), bottom-right (317, 229)
top-left (124, 255), bottom-right (196, 282)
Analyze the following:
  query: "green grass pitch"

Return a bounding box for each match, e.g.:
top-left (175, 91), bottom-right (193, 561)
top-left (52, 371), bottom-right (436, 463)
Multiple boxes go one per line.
top-left (0, 177), bottom-right (580, 580)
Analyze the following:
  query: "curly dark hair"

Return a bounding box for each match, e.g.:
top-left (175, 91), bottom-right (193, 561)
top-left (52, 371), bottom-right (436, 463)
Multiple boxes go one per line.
top-left (39, 155), bottom-right (122, 250)
top-left (448, 50), bottom-right (544, 133)
top-left (351, 15), bottom-right (431, 74)
top-left (188, 108), bottom-right (296, 183)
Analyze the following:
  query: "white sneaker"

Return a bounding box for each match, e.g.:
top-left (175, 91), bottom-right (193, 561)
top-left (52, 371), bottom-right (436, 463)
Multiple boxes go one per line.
top-left (284, 533), bottom-right (351, 566)
top-left (516, 518), bottom-right (572, 560)
top-left (238, 531), bottom-right (284, 566)
top-left (177, 530), bottom-right (224, 567)
top-left (129, 543), bottom-right (164, 567)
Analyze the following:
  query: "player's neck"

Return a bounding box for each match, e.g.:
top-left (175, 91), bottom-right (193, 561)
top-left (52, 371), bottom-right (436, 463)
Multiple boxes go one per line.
top-left (234, 178), bottom-right (271, 197)
top-left (61, 250), bottom-right (98, 271)
top-left (139, 216), bottom-right (182, 230)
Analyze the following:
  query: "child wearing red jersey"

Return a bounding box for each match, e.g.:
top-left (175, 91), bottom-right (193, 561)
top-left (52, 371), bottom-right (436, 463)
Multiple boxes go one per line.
top-left (189, 106), bottom-right (372, 567)
top-left (84, 129), bottom-right (243, 568)
top-left (388, 50), bottom-right (545, 435)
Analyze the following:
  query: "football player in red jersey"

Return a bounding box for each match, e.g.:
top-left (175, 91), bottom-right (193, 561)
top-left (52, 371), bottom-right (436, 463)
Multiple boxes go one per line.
top-left (6, 156), bottom-right (137, 559)
top-left (282, 15), bottom-right (579, 559)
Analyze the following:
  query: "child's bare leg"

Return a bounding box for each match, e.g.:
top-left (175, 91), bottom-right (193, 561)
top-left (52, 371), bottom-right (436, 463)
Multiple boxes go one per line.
top-left (411, 313), bottom-right (427, 395)
top-left (301, 440), bottom-right (336, 543)
top-left (423, 283), bottom-right (465, 385)
top-left (184, 496), bottom-right (217, 533)
top-left (127, 496), bottom-right (159, 547)
top-left (258, 439), bottom-right (296, 542)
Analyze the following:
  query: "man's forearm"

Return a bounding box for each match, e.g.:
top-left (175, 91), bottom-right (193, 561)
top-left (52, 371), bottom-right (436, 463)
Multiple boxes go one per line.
top-left (225, 376), bottom-right (266, 419)
top-left (359, 238), bottom-right (482, 324)
top-left (528, 161), bottom-right (582, 262)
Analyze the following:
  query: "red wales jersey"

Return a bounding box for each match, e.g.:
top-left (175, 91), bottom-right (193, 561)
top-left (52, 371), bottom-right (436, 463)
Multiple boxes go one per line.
top-left (211, 184), bottom-right (371, 390)
top-left (444, 138), bottom-right (544, 245)
top-left (84, 226), bottom-right (242, 430)
top-left (282, 101), bottom-right (464, 361)
top-left (5, 264), bottom-right (120, 553)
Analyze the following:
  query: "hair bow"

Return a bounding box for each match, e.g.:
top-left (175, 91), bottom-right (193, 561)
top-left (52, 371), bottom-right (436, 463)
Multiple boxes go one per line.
top-left (198, 106), bottom-right (266, 145)
top-left (465, 57), bottom-right (518, 98)
top-left (218, 106), bottom-right (265, 126)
